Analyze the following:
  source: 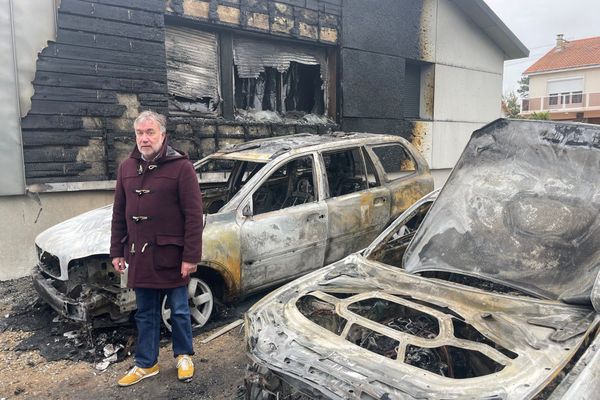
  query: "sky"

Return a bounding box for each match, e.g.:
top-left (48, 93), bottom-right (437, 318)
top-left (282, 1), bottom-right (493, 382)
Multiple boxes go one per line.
top-left (483, 0), bottom-right (600, 95)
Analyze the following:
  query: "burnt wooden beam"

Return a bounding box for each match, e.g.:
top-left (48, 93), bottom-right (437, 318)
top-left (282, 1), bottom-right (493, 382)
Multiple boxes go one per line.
top-left (59, 0), bottom-right (164, 27)
top-left (57, 30), bottom-right (166, 55)
top-left (41, 43), bottom-right (166, 68)
top-left (27, 100), bottom-right (127, 117)
top-left (32, 86), bottom-right (118, 104)
top-left (57, 13), bottom-right (165, 42)
top-left (24, 148), bottom-right (80, 163)
top-left (76, 0), bottom-right (165, 13)
top-left (219, 31), bottom-right (235, 120)
top-left (34, 71), bottom-right (167, 93)
top-left (25, 162), bottom-right (90, 176)
top-left (22, 130), bottom-right (98, 147)
top-left (36, 57), bottom-right (167, 82)
top-left (21, 115), bottom-right (83, 130)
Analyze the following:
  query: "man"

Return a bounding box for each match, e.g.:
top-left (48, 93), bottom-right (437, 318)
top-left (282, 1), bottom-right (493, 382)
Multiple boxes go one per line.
top-left (110, 110), bottom-right (204, 386)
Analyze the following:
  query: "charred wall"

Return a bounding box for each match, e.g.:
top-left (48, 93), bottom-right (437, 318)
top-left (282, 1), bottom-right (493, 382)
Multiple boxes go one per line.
top-left (22, 0), bottom-right (168, 183)
top-left (21, 0), bottom-right (340, 184)
top-left (340, 0), bottom-right (427, 141)
top-left (21, 0), bottom-right (432, 184)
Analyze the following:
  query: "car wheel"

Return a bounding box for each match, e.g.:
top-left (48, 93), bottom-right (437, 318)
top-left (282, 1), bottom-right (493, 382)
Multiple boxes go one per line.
top-left (161, 277), bottom-right (214, 331)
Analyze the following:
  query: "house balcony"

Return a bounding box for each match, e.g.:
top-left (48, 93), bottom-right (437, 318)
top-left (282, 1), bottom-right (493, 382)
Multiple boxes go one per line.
top-left (521, 92), bottom-right (600, 120)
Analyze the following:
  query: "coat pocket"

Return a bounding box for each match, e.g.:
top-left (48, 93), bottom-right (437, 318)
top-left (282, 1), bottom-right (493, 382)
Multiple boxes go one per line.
top-left (154, 234), bottom-right (184, 269)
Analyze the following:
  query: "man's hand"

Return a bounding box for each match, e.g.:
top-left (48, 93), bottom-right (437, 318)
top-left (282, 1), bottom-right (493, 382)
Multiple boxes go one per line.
top-left (112, 257), bottom-right (126, 273)
top-left (181, 261), bottom-right (197, 278)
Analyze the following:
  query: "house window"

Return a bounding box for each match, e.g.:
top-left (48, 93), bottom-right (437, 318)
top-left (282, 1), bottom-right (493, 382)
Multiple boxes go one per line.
top-left (233, 37), bottom-right (327, 117)
top-left (547, 77), bottom-right (583, 107)
top-left (403, 60), bottom-right (434, 120)
top-left (404, 62), bottom-right (421, 118)
top-left (165, 26), bottom-right (221, 116)
top-left (572, 91), bottom-right (583, 104)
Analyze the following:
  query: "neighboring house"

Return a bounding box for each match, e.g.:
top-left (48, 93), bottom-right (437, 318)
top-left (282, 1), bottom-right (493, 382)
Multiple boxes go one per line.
top-left (521, 34), bottom-right (600, 123)
top-left (0, 0), bottom-right (527, 280)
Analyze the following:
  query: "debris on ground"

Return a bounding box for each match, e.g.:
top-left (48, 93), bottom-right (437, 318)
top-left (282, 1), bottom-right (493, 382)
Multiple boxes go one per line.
top-left (0, 276), bottom-right (259, 399)
top-left (200, 319), bottom-right (244, 344)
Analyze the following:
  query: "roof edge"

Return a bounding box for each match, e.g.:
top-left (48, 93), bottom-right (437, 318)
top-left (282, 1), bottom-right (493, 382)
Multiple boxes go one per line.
top-left (526, 64), bottom-right (600, 76)
top-left (450, 0), bottom-right (529, 60)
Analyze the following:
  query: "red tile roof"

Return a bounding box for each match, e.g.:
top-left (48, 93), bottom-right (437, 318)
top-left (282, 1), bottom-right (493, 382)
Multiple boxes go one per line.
top-left (524, 36), bottom-right (600, 74)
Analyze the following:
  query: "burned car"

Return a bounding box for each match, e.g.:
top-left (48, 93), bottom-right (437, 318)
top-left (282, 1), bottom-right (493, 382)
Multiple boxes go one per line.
top-left (32, 132), bottom-right (432, 330)
top-left (245, 119), bottom-right (600, 399)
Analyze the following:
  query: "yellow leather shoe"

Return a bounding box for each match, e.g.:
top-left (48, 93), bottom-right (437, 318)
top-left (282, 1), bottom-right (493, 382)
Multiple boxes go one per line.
top-left (118, 363), bottom-right (159, 387)
top-left (176, 355), bottom-right (194, 382)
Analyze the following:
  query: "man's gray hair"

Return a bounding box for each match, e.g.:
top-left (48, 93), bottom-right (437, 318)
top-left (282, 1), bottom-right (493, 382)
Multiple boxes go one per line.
top-left (134, 110), bottom-right (167, 134)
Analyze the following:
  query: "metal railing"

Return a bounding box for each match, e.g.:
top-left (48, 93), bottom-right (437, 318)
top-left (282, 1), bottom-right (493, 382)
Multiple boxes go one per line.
top-left (521, 92), bottom-right (600, 113)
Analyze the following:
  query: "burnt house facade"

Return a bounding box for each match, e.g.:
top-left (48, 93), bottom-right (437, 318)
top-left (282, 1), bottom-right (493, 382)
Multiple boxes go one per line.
top-left (1, 0), bottom-right (527, 280)
top-left (22, 0), bottom-right (338, 184)
top-left (20, 0), bottom-right (444, 183)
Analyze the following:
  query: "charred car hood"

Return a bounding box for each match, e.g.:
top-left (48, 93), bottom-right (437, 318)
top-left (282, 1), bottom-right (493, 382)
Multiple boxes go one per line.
top-left (246, 256), bottom-right (598, 399)
top-left (35, 204), bottom-right (111, 278)
top-left (404, 119), bottom-right (600, 302)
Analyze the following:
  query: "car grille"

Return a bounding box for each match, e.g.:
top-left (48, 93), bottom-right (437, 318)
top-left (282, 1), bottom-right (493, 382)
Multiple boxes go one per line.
top-left (37, 246), bottom-right (61, 278)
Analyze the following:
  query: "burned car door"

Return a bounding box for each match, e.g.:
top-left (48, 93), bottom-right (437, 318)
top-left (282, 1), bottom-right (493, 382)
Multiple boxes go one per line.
top-left (367, 142), bottom-right (432, 218)
top-left (240, 154), bottom-right (328, 292)
top-left (323, 147), bottom-right (391, 264)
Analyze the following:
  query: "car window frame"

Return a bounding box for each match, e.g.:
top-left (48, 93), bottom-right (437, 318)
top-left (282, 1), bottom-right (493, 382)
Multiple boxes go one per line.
top-left (320, 146), bottom-right (372, 199)
top-left (362, 147), bottom-right (383, 189)
top-left (365, 141), bottom-right (420, 183)
top-left (241, 153), bottom-right (321, 217)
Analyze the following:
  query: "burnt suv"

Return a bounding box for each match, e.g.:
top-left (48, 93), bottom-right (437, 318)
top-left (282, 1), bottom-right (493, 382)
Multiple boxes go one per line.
top-left (245, 119), bottom-right (600, 399)
top-left (33, 131), bottom-right (432, 330)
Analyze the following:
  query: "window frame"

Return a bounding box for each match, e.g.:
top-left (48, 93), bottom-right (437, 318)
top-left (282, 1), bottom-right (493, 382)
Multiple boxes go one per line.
top-left (320, 146), bottom-right (371, 199)
top-left (245, 153), bottom-right (320, 216)
top-left (362, 147), bottom-right (382, 189)
top-left (571, 91), bottom-right (583, 104)
top-left (163, 17), bottom-right (337, 121)
top-left (366, 142), bottom-right (419, 183)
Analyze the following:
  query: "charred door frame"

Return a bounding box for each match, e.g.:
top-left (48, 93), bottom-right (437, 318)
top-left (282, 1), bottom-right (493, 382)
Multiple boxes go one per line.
top-left (238, 152), bottom-right (328, 293)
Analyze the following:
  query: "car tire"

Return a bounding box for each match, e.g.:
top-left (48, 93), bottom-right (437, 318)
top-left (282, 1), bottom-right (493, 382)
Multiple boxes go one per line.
top-left (161, 276), bottom-right (214, 331)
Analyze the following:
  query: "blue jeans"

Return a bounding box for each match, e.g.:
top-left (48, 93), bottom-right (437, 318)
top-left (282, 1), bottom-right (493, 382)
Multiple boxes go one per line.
top-left (134, 286), bottom-right (194, 368)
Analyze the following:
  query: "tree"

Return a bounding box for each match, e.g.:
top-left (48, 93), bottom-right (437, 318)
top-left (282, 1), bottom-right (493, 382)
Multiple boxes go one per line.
top-left (517, 75), bottom-right (529, 98)
top-left (529, 111), bottom-right (549, 120)
top-left (502, 91), bottom-right (521, 118)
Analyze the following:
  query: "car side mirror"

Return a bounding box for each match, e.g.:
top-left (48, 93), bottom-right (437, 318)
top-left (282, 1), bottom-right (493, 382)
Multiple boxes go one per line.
top-left (242, 203), bottom-right (253, 218)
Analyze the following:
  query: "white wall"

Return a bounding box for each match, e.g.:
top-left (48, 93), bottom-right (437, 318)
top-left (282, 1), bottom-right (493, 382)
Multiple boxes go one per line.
top-left (426, 0), bottom-right (505, 170)
top-left (13, 0), bottom-right (57, 116)
top-left (0, 191), bottom-right (114, 280)
top-left (0, 0), bottom-right (56, 196)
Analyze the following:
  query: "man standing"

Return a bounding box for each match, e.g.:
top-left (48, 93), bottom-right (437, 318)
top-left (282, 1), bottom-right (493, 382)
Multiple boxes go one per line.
top-left (110, 111), bottom-right (203, 386)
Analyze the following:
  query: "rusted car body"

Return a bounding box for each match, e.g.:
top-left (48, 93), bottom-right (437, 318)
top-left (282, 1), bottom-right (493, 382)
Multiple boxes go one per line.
top-left (244, 119), bottom-right (600, 399)
top-left (32, 132), bottom-right (432, 329)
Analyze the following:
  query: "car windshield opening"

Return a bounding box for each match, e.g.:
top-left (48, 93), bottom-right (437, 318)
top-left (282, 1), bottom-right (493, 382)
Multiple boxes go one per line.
top-left (197, 158), bottom-right (266, 214)
top-left (419, 271), bottom-right (535, 298)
